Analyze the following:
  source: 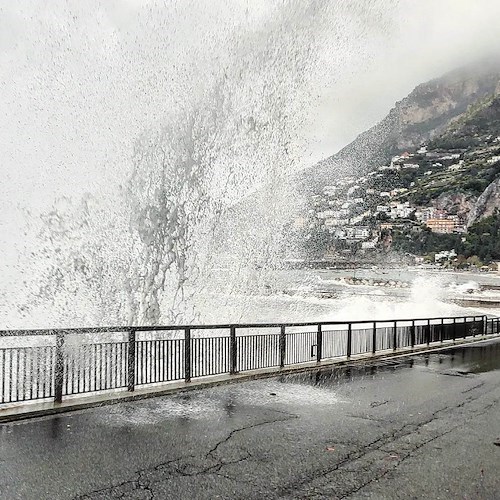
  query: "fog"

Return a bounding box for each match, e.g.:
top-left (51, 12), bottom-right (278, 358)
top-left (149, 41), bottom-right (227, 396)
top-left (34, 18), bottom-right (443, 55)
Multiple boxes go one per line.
top-left (1, 0), bottom-right (500, 327)
top-left (2, 1), bottom-right (499, 205)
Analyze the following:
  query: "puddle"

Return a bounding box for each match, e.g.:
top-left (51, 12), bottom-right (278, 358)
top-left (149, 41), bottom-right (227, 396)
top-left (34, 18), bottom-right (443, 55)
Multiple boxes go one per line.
top-left (434, 341), bottom-right (500, 374)
top-left (278, 339), bottom-right (500, 389)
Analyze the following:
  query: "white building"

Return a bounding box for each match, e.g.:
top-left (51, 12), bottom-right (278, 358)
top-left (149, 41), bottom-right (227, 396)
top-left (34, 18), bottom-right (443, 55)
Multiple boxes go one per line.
top-left (435, 250), bottom-right (457, 262)
top-left (415, 207), bottom-right (436, 222)
top-left (439, 154), bottom-right (460, 160)
top-left (316, 210), bottom-right (337, 219)
top-left (376, 205), bottom-right (390, 213)
top-left (345, 226), bottom-right (371, 240)
top-left (362, 240), bottom-right (377, 249)
top-left (390, 202), bottom-right (413, 219)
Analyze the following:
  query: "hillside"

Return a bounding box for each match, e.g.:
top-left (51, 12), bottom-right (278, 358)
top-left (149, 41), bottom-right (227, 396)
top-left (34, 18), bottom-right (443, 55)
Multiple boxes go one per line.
top-left (299, 57), bottom-right (500, 194)
top-left (402, 91), bottom-right (500, 222)
top-left (298, 76), bottom-right (500, 265)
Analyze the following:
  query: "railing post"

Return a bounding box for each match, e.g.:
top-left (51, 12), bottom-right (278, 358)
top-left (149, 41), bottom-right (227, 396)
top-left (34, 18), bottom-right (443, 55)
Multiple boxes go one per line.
top-left (426, 319), bottom-right (430, 346)
top-left (54, 331), bottom-right (65, 403)
top-left (316, 324), bottom-right (323, 363)
top-left (440, 318), bottom-right (444, 343)
top-left (453, 318), bottom-right (456, 342)
top-left (393, 321), bottom-right (397, 351)
top-left (229, 326), bottom-right (237, 375)
top-left (184, 328), bottom-right (191, 382)
top-left (410, 320), bottom-right (415, 349)
top-left (482, 315), bottom-right (487, 336)
top-left (346, 323), bottom-right (352, 358)
top-left (372, 322), bottom-right (377, 354)
top-left (279, 326), bottom-right (286, 368)
top-left (127, 329), bottom-right (136, 392)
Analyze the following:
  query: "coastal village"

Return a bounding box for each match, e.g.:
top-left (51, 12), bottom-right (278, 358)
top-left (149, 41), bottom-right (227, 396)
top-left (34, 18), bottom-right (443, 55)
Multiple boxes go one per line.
top-left (296, 133), bottom-right (500, 266)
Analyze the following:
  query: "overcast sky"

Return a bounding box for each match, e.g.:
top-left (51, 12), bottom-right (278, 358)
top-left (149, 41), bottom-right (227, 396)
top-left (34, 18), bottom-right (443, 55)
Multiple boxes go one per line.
top-left (1, 0), bottom-right (500, 209)
top-left (309, 0), bottom-right (500, 159)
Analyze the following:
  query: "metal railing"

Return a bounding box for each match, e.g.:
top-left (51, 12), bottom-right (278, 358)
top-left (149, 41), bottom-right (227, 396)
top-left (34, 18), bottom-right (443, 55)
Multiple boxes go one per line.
top-left (0, 315), bottom-right (498, 405)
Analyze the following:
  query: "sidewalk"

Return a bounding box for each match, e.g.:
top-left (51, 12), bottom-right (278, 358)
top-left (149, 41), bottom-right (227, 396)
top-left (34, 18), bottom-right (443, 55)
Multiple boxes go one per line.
top-left (0, 338), bottom-right (499, 499)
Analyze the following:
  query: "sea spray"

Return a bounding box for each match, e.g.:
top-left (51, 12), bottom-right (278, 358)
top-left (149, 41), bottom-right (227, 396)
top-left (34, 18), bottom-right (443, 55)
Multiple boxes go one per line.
top-left (2, 1), bottom-right (352, 328)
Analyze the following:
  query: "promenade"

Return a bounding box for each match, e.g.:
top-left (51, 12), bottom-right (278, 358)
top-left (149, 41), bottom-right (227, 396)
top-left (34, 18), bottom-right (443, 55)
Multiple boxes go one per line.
top-left (0, 338), bottom-right (499, 499)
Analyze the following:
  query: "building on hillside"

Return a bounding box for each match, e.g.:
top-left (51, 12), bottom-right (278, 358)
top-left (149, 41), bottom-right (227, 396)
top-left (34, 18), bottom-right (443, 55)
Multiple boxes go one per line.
top-left (435, 250), bottom-right (457, 262)
top-left (353, 226), bottom-right (371, 239)
top-left (376, 205), bottom-right (390, 213)
top-left (390, 202), bottom-right (413, 219)
top-left (390, 188), bottom-right (408, 197)
top-left (362, 240), bottom-right (377, 249)
top-left (439, 154), bottom-right (460, 161)
top-left (426, 218), bottom-right (455, 233)
top-left (415, 207), bottom-right (435, 222)
top-left (316, 210), bottom-right (336, 219)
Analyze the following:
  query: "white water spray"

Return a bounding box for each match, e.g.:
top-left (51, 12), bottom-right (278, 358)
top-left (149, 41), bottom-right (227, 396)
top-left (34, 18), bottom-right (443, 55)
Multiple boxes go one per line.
top-left (4, 1), bottom-right (383, 328)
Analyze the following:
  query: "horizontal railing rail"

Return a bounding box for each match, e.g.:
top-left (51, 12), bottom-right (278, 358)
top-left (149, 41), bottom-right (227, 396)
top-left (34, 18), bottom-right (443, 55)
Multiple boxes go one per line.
top-left (0, 315), bottom-right (498, 406)
top-left (1, 314), bottom-right (495, 336)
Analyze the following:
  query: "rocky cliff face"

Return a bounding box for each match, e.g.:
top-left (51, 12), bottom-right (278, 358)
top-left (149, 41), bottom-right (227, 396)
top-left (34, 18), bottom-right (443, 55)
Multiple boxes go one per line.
top-left (468, 177), bottom-right (500, 225)
top-left (300, 57), bottom-right (500, 193)
top-left (434, 192), bottom-right (475, 221)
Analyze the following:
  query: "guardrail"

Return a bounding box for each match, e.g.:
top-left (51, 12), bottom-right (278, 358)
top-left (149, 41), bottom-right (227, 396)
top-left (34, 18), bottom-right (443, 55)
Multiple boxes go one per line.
top-left (0, 315), bottom-right (498, 405)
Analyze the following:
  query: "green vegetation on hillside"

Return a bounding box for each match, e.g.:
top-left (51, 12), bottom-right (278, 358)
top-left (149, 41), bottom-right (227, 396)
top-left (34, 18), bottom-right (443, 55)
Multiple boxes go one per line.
top-left (392, 212), bottom-right (500, 263)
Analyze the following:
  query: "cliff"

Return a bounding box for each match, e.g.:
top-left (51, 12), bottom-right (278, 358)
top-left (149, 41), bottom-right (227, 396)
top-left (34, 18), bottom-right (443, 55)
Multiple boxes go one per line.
top-left (299, 56), bottom-right (500, 194)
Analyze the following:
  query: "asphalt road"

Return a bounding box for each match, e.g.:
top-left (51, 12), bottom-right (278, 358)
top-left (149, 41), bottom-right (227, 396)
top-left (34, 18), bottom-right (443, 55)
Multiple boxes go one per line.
top-left (1, 339), bottom-right (500, 500)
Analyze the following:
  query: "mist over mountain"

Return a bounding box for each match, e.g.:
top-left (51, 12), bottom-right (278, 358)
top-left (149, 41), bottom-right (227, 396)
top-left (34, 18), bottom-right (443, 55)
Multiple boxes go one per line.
top-left (300, 56), bottom-right (500, 194)
top-left (297, 56), bottom-right (500, 266)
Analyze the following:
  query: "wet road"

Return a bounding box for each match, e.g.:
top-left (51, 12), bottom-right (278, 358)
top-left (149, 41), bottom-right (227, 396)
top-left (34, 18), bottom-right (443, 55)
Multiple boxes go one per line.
top-left (1, 339), bottom-right (500, 500)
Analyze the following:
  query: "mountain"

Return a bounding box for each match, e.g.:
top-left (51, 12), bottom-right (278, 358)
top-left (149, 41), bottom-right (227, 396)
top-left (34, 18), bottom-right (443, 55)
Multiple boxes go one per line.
top-left (299, 57), bottom-right (500, 194)
top-left (299, 67), bottom-right (500, 264)
top-left (425, 88), bottom-right (500, 225)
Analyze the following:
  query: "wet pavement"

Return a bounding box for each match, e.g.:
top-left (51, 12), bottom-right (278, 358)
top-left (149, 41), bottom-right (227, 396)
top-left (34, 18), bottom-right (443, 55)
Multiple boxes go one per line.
top-left (1, 339), bottom-right (500, 500)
